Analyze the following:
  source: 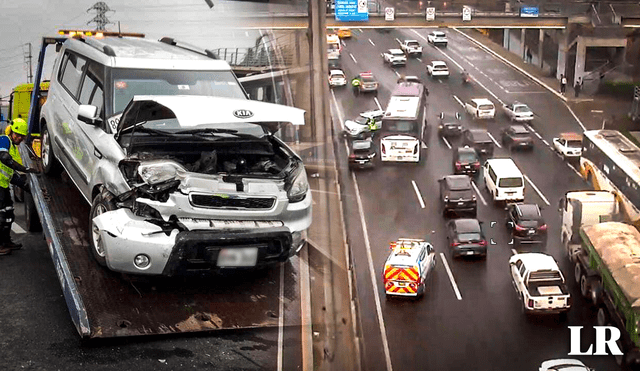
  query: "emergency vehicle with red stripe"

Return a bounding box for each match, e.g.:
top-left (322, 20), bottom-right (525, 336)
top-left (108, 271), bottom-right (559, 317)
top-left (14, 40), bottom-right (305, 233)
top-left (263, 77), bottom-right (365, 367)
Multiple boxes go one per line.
top-left (383, 238), bottom-right (436, 298)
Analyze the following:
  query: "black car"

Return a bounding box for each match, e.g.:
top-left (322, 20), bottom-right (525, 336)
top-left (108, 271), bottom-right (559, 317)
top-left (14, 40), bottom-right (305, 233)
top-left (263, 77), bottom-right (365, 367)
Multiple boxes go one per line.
top-left (505, 203), bottom-right (548, 247)
top-left (501, 125), bottom-right (534, 150)
top-left (446, 218), bottom-right (487, 259)
top-left (453, 146), bottom-right (481, 176)
top-left (439, 175), bottom-right (477, 217)
top-left (348, 139), bottom-right (376, 169)
top-left (462, 129), bottom-right (494, 157)
top-left (438, 112), bottom-right (463, 138)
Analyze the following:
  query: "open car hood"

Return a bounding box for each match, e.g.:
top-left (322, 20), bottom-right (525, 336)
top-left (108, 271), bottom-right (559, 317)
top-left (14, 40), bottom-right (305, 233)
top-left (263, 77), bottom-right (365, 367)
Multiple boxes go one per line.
top-left (116, 95), bottom-right (306, 137)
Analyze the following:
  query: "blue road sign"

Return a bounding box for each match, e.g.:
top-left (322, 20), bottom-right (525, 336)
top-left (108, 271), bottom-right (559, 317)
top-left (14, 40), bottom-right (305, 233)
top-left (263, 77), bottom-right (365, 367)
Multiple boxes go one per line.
top-left (520, 6), bottom-right (539, 17)
top-left (335, 0), bottom-right (369, 22)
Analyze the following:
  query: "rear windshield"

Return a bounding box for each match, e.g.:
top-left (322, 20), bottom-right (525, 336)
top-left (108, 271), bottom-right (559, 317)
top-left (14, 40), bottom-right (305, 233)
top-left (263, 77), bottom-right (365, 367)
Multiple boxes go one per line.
top-left (458, 233), bottom-right (482, 242)
top-left (567, 140), bottom-right (582, 148)
top-left (514, 106), bottom-right (530, 113)
top-left (478, 104), bottom-right (494, 110)
top-left (498, 177), bottom-right (523, 188)
top-left (434, 66), bottom-right (448, 71)
top-left (407, 42), bottom-right (419, 47)
top-left (458, 152), bottom-right (478, 162)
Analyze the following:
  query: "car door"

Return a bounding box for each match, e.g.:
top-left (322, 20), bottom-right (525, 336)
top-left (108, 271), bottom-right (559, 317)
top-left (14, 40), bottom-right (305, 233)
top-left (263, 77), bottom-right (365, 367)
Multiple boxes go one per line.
top-left (53, 51), bottom-right (89, 191)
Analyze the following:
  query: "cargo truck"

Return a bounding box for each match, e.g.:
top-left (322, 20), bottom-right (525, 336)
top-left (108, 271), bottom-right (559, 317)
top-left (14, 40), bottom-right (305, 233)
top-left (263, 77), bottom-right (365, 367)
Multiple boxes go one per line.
top-left (573, 222), bottom-right (640, 367)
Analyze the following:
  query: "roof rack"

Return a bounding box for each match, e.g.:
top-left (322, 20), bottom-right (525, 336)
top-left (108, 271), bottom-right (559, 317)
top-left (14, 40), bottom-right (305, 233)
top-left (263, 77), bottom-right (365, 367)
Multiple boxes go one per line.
top-left (159, 37), bottom-right (218, 60)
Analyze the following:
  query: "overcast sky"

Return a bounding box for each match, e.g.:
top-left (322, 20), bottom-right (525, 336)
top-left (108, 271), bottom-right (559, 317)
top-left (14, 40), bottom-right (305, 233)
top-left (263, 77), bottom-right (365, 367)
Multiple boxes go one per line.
top-left (0, 0), bottom-right (306, 99)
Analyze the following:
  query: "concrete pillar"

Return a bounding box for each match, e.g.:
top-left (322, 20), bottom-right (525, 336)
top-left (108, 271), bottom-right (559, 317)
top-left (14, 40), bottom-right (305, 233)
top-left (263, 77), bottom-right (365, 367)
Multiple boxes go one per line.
top-left (538, 29), bottom-right (544, 69)
top-left (557, 29), bottom-right (567, 80)
top-left (521, 28), bottom-right (526, 60)
top-left (575, 37), bottom-right (586, 87)
top-left (504, 28), bottom-right (510, 52)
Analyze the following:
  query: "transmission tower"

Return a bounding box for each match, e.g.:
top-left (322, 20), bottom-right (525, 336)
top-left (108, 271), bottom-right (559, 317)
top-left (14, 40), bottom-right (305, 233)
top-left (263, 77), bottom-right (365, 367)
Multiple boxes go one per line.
top-left (23, 43), bottom-right (33, 84)
top-left (87, 2), bottom-right (115, 31)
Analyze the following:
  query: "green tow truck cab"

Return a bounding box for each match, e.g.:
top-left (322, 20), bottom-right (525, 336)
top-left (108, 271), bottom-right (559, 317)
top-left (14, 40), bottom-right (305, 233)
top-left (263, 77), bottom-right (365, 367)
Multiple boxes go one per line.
top-left (577, 222), bottom-right (640, 367)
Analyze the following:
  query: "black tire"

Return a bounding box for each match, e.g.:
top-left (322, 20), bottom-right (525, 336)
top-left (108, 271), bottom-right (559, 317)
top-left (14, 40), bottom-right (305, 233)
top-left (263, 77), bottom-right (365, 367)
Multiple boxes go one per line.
top-left (41, 124), bottom-right (62, 175)
top-left (596, 306), bottom-right (609, 326)
top-left (580, 274), bottom-right (592, 299)
top-left (24, 190), bottom-right (42, 232)
top-left (624, 349), bottom-right (640, 368)
top-left (88, 188), bottom-right (118, 267)
top-left (574, 262), bottom-right (582, 284)
top-left (591, 280), bottom-right (604, 306)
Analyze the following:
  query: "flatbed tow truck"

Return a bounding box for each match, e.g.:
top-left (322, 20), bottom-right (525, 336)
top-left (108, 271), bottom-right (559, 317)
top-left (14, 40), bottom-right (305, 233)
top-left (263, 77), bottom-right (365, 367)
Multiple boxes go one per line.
top-left (21, 35), bottom-right (288, 339)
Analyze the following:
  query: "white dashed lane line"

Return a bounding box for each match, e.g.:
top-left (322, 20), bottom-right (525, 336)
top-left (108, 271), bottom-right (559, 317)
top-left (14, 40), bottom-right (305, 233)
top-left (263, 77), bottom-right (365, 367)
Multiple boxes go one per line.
top-left (368, 39), bottom-right (375, 46)
top-left (440, 253), bottom-right (462, 300)
top-left (411, 180), bottom-right (426, 209)
top-left (452, 95), bottom-right (465, 108)
top-left (487, 132), bottom-right (502, 149)
top-left (524, 174), bottom-right (551, 206)
top-left (441, 136), bottom-right (451, 149)
top-left (471, 180), bottom-right (487, 206)
top-left (374, 97), bottom-right (382, 111)
top-left (350, 53), bottom-right (357, 64)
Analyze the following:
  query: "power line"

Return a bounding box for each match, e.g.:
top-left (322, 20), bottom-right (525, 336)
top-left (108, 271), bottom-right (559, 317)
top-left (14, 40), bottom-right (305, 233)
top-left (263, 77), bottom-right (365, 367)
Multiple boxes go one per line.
top-left (87, 2), bottom-right (115, 30)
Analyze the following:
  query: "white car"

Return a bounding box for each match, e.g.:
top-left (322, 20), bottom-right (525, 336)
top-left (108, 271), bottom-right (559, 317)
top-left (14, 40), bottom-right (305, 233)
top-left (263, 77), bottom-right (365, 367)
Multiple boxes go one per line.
top-left (427, 31), bottom-right (448, 47)
top-left (398, 39), bottom-right (423, 56)
top-left (427, 61), bottom-right (449, 78)
top-left (465, 98), bottom-right (495, 120)
top-left (552, 132), bottom-right (583, 159)
top-left (502, 102), bottom-right (534, 122)
top-left (328, 69), bottom-right (347, 87)
top-left (539, 359), bottom-right (594, 371)
top-left (381, 49), bottom-right (407, 66)
top-left (343, 109), bottom-right (384, 139)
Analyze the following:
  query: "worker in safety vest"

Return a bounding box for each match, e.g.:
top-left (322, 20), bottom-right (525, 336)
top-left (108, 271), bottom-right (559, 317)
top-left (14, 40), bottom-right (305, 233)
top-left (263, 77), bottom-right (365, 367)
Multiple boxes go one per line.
top-left (351, 76), bottom-right (361, 95)
top-left (0, 118), bottom-right (39, 256)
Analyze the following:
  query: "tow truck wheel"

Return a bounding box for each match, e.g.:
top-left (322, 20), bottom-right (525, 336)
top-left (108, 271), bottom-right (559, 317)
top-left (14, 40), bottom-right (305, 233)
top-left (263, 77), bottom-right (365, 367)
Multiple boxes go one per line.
top-left (596, 306), bottom-right (609, 326)
top-left (580, 274), bottom-right (592, 299)
top-left (89, 189), bottom-right (117, 267)
top-left (41, 124), bottom-right (62, 175)
top-left (574, 262), bottom-right (582, 284)
top-left (591, 280), bottom-right (604, 306)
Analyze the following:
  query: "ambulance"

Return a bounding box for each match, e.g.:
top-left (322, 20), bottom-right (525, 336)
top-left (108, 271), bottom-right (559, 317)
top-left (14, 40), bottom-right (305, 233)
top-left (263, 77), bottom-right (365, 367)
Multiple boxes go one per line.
top-left (383, 238), bottom-right (436, 298)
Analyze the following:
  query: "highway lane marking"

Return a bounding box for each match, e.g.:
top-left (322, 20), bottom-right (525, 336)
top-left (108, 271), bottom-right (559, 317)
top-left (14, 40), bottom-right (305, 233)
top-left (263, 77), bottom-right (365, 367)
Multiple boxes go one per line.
top-left (411, 180), bottom-right (426, 209)
top-left (487, 132), bottom-right (502, 148)
top-left (332, 88), bottom-right (393, 371)
top-left (332, 90), bottom-right (347, 132)
top-left (524, 174), bottom-right (551, 206)
top-left (352, 172), bottom-right (394, 371)
top-left (278, 263), bottom-right (286, 371)
top-left (471, 180), bottom-right (488, 206)
top-left (542, 139), bottom-right (550, 146)
top-left (412, 30), bottom-right (465, 72)
top-left (394, 70), bottom-right (401, 78)
top-left (439, 253), bottom-right (462, 300)
top-left (452, 29), bottom-right (587, 131)
top-left (299, 247), bottom-right (314, 371)
top-left (452, 95), bottom-right (465, 108)
top-left (358, 28), bottom-right (363, 32)
top-left (441, 136), bottom-right (452, 149)
top-left (369, 39), bottom-right (375, 46)
top-left (12, 223), bottom-right (25, 234)
top-left (350, 53), bottom-right (358, 64)
top-left (416, 57), bottom-right (422, 63)
top-left (525, 124), bottom-right (542, 139)
top-left (374, 97), bottom-right (382, 111)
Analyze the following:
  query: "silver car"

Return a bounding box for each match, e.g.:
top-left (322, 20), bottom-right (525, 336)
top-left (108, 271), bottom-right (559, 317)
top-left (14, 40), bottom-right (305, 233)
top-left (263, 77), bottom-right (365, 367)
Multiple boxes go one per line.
top-left (47, 95), bottom-right (312, 275)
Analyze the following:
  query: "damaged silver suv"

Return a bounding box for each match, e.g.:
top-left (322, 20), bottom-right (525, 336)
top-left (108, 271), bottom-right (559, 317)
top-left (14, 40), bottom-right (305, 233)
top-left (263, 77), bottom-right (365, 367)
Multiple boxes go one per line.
top-left (39, 34), bottom-right (311, 275)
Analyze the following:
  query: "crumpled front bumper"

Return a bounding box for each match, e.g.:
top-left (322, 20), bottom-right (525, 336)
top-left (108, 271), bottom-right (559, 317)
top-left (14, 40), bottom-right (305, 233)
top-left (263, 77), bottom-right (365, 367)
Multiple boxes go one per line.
top-left (93, 208), bottom-right (304, 275)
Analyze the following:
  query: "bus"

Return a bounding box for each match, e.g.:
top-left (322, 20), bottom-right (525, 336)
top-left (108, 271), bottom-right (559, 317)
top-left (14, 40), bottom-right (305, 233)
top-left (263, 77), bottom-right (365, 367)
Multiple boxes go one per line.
top-left (379, 81), bottom-right (428, 163)
top-left (580, 129), bottom-right (640, 225)
top-left (327, 33), bottom-right (341, 60)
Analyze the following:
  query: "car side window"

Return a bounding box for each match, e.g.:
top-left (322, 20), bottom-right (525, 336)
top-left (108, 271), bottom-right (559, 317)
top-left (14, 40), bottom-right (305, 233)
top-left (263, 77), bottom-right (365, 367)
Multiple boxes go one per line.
top-left (59, 52), bottom-right (87, 100)
top-left (488, 167), bottom-right (497, 183)
top-left (519, 264), bottom-right (527, 277)
top-left (79, 61), bottom-right (105, 122)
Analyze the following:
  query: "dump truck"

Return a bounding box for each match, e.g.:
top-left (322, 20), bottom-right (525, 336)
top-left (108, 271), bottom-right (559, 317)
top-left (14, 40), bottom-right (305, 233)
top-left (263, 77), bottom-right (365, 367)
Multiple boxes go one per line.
top-left (574, 222), bottom-right (640, 367)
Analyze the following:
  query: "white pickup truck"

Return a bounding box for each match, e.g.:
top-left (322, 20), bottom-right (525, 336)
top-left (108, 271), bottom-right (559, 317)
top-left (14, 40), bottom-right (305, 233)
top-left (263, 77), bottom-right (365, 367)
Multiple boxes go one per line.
top-left (509, 253), bottom-right (571, 318)
top-left (398, 39), bottom-right (423, 56)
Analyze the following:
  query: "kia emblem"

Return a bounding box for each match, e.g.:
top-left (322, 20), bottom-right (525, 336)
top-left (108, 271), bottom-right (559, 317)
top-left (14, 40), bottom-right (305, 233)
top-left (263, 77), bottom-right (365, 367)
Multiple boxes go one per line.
top-left (233, 109), bottom-right (253, 119)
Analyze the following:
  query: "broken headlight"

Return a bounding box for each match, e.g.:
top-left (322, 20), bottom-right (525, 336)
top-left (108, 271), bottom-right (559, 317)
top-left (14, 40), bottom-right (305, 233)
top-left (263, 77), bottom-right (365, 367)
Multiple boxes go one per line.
top-left (138, 160), bottom-right (185, 185)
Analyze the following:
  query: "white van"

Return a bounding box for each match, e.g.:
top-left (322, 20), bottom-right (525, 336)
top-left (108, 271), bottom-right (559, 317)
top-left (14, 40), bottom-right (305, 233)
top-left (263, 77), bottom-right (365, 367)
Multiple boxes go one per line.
top-left (483, 158), bottom-right (525, 203)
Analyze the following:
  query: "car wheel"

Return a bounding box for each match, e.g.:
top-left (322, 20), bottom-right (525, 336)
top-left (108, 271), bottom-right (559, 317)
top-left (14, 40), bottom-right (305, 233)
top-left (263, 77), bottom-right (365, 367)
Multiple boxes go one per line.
top-left (89, 188), bottom-right (118, 267)
top-left (41, 124), bottom-right (62, 175)
top-left (596, 306), bottom-right (609, 327)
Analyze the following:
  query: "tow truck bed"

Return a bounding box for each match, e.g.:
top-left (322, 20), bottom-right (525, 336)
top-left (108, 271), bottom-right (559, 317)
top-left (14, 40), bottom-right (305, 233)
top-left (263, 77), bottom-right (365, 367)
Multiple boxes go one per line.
top-left (23, 153), bottom-right (281, 338)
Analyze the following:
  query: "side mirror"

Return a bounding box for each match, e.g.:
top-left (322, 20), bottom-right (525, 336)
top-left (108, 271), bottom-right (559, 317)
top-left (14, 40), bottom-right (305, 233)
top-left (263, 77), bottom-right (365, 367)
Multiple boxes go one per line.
top-left (77, 104), bottom-right (102, 126)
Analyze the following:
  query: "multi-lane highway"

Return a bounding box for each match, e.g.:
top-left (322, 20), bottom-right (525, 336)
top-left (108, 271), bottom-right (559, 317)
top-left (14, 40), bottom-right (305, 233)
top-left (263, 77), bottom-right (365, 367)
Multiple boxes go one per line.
top-left (332, 28), bottom-right (620, 370)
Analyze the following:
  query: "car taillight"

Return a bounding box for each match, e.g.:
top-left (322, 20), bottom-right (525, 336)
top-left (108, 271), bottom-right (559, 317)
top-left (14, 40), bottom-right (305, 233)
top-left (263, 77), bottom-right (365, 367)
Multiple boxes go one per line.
top-left (538, 224), bottom-right (547, 231)
top-left (514, 224), bottom-right (526, 232)
top-left (451, 241), bottom-right (460, 247)
top-left (385, 281), bottom-right (393, 289)
top-left (413, 144), bottom-right (419, 154)
top-left (381, 143), bottom-right (386, 154)
top-left (409, 283), bottom-right (416, 289)
top-left (478, 240), bottom-right (487, 246)
top-left (349, 154), bottom-right (356, 159)
top-left (473, 161), bottom-right (480, 169)
top-left (528, 299), bottom-right (534, 308)
top-left (455, 161), bottom-right (462, 170)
